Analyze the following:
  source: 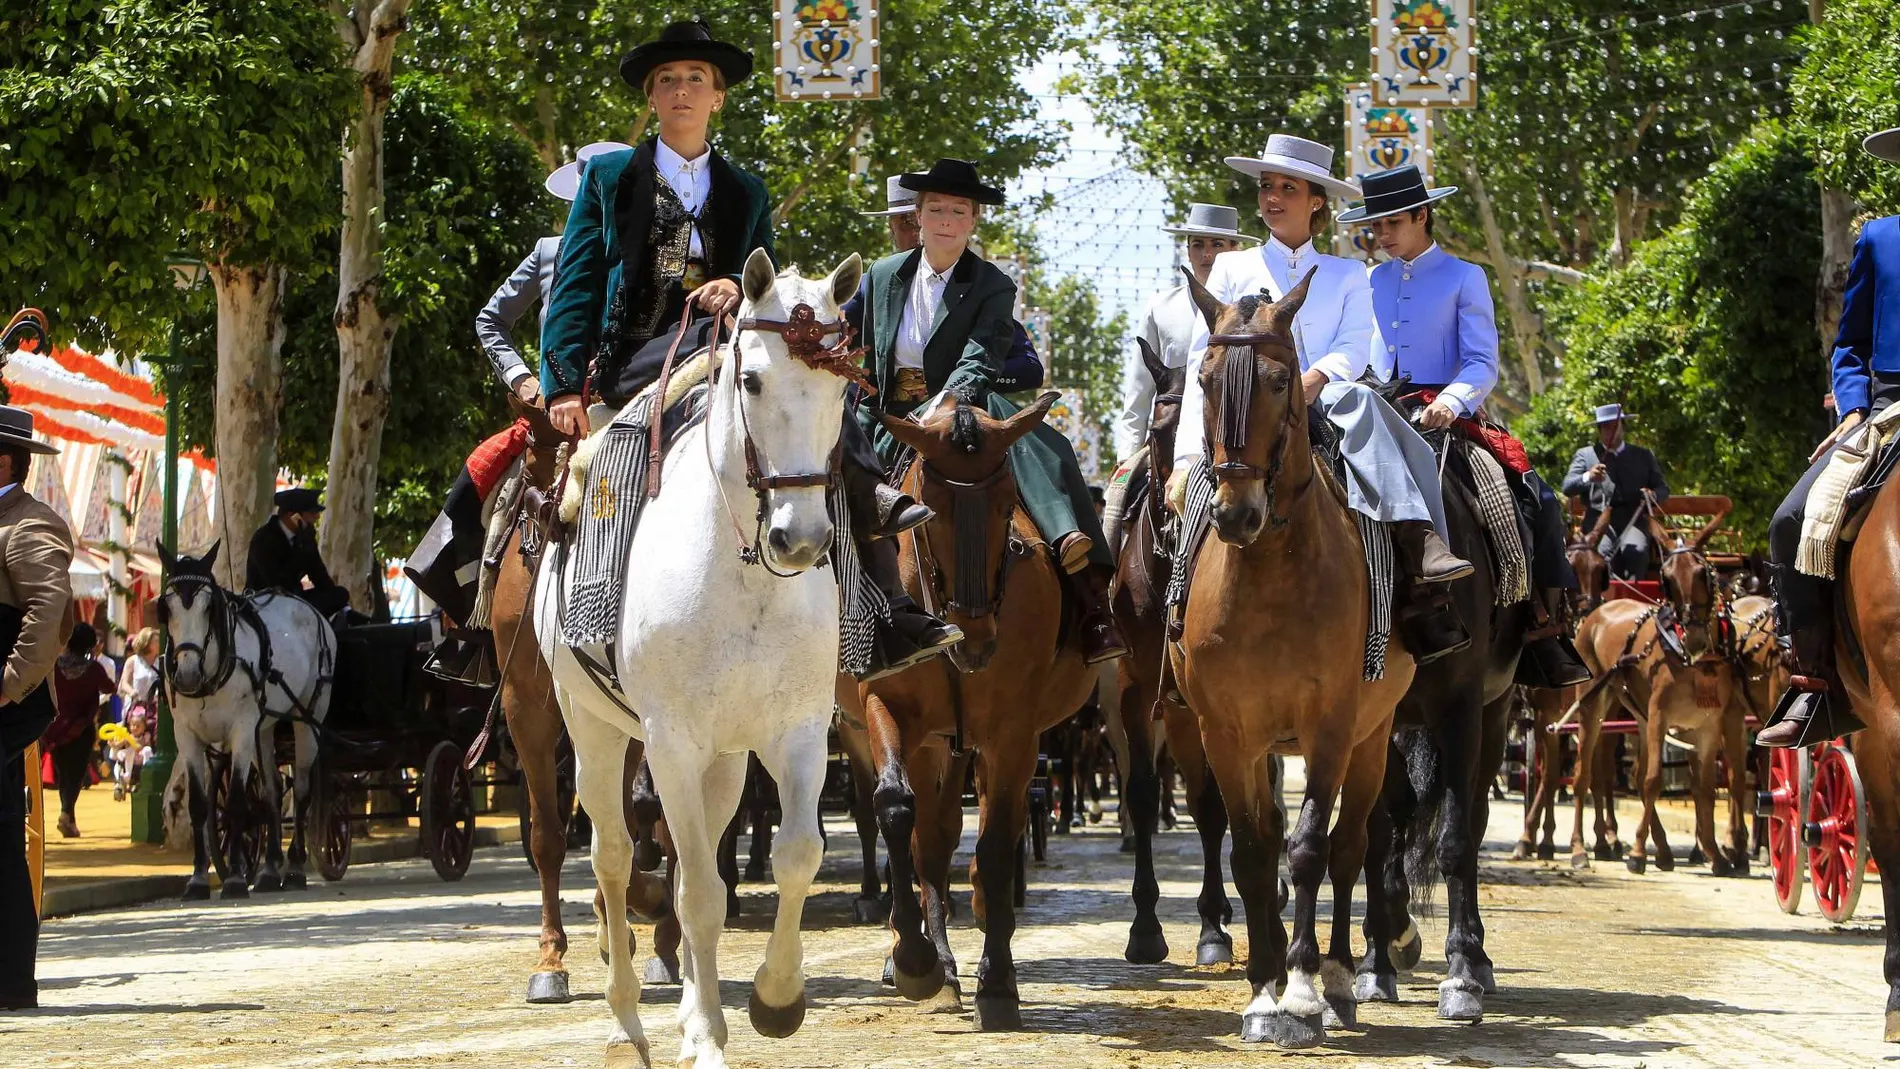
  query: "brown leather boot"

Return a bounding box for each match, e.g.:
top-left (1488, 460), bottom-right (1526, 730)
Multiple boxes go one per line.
top-left (1516, 589), bottom-right (1592, 688)
top-left (1067, 564), bottom-right (1129, 664)
top-left (1394, 520), bottom-right (1474, 584)
top-left (1759, 625), bottom-right (1864, 748)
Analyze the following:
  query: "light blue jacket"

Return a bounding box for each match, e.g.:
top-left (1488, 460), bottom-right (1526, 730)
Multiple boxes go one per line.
top-left (1369, 244), bottom-right (1499, 417)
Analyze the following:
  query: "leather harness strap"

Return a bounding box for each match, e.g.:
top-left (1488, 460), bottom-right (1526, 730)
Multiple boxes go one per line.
top-left (646, 305), bottom-right (722, 501)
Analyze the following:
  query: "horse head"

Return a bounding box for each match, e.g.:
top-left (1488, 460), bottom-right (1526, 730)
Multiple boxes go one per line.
top-left (1184, 265), bottom-right (1314, 547)
top-left (718, 247), bottom-right (865, 574)
top-left (1655, 517), bottom-right (1721, 657)
top-left (880, 391), bottom-right (1058, 671)
top-left (1139, 337), bottom-right (1187, 490)
top-left (155, 540), bottom-right (228, 696)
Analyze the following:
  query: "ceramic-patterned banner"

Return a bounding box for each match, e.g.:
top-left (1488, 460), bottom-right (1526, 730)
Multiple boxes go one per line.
top-left (773, 0), bottom-right (882, 101)
top-left (1369, 0), bottom-right (1478, 108)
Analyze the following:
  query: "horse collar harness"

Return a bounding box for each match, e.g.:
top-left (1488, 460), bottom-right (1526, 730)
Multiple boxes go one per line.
top-left (159, 576), bottom-right (335, 729)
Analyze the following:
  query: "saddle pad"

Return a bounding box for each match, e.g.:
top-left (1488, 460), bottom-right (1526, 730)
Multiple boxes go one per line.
top-left (1103, 446), bottom-right (1149, 559)
top-left (1798, 403), bottom-right (1900, 579)
top-left (1457, 439), bottom-right (1531, 606)
top-left (465, 456), bottom-right (526, 632)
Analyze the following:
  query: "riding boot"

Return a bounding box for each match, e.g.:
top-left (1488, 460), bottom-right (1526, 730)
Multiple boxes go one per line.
top-left (1393, 520), bottom-right (1475, 584)
top-left (1516, 588), bottom-right (1593, 688)
top-left (1397, 585), bottom-right (1472, 665)
top-left (855, 538), bottom-right (962, 682)
top-left (841, 440), bottom-right (932, 539)
top-left (1064, 563), bottom-right (1130, 664)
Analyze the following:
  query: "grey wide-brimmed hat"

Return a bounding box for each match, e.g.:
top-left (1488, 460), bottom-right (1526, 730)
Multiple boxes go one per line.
top-left (1225, 135), bottom-right (1362, 201)
top-left (1161, 203), bottom-right (1260, 243)
top-left (861, 175), bottom-right (917, 217)
top-left (545, 141), bottom-right (634, 201)
top-left (1336, 165), bottom-right (1459, 224)
top-left (1866, 127), bottom-right (1900, 163)
top-left (1594, 403), bottom-right (1629, 425)
top-left (0, 407), bottom-right (60, 456)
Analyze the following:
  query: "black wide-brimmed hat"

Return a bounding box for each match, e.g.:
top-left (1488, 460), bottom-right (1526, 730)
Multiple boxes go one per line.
top-left (274, 487), bottom-right (323, 514)
top-left (1336, 164), bottom-right (1458, 224)
top-left (1867, 127), bottom-right (1900, 164)
top-left (0, 406), bottom-right (59, 456)
top-left (619, 16), bottom-right (753, 92)
top-left (897, 159), bottom-right (1006, 207)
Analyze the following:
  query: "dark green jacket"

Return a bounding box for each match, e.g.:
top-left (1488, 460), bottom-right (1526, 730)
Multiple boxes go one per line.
top-left (849, 248), bottom-right (1017, 412)
top-left (539, 140), bottom-right (772, 400)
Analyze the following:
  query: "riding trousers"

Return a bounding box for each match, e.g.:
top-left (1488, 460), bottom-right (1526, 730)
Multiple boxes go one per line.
top-left (1318, 380), bottom-right (1449, 540)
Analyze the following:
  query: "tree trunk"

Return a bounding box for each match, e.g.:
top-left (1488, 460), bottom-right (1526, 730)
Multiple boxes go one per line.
top-left (325, 0), bottom-right (412, 611)
top-left (209, 262), bottom-right (288, 590)
top-left (1607, 186), bottom-right (1638, 268)
top-left (1816, 183), bottom-right (1859, 363)
top-left (1459, 149), bottom-right (1546, 396)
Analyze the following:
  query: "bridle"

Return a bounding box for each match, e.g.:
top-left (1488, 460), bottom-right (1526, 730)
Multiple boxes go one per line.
top-left (157, 573), bottom-right (241, 699)
top-left (1658, 543), bottom-right (1731, 661)
top-left (706, 301), bottom-right (872, 577)
top-left (911, 455), bottom-right (1018, 619)
top-left (1204, 327), bottom-right (1301, 532)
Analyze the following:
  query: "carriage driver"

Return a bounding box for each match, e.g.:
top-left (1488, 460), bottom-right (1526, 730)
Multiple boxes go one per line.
top-left (246, 487), bottom-right (351, 618)
top-left (1562, 403), bottom-right (1669, 581)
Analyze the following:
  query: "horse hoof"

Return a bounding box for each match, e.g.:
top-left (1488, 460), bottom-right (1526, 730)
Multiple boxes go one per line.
top-left (219, 879), bottom-right (250, 900)
top-left (1438, 979), bottom-right (1484, 1023)
top-left (526, 971), bottom-right (573, 1004)
top-left (1509, 841), bottom-right (1531, 861)
top-left (1196, 936), bottom-right (1234, 967)
top-left (1594, 842), bottom-right (1617, 862)
top-left (881, 956), bottom-right (895, 987)
top-left (1124, 928), bottom-right (1169, 965)
top-left (1625, 855), bottom-right (1647, 875)
top-left (972, 993), bottom-right (1023, 1032)
top-left (1391, 923), bottom-right (1422, 972)
top-left (631, 839), bottom-right (661, 872)
top-left (643, 958), bottom-right (680, 985)
top-left (1709, 854), bottom-right (1734, 878)
top-left (1688, 845), bottom-right (1706, 866)
top-left (1728, 852), bottom-right (1751, 878)
top-left (1884, 1007), bottom-right (1900, 1043)
top-left (892, 964), bottom-right (946, 1002)
top-left (1241, 1010), bottom-right (1325, 1048)
top-left (1571, 851), bottom-right (1592, 871)
top-left (1470, 962), bottom-right (1497, 995)
top-left (1354, 971), bottom-right (1398, 1003)
top-left (605, 1036), bottom-right (652, 1069)
top-left (1536, 843), bottom-right (1556, 862)
top-left (253, 870), bottom-right (284, 893)
top-left (1119, 836), bottom-right (1135, 854)
top-left (1323, 995), bottom-right (1359, 1031)
top-left (182, 879), bottom-right (212, 902)
top-left (1655, 850), bottom-right (1676, 873)
top-left (852, 896), bottom-right (887, 925)
top-left (747, 989), bottom-right (807, 1038)
top-left (283, 870), bottom-right (307, 891)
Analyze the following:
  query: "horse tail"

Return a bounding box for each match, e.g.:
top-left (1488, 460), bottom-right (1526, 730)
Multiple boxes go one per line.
top-left (1398, 727), bottom-right (1444, 919)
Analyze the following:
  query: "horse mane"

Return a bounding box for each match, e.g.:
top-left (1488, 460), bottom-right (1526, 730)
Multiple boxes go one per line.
top-left (952, 405), bottom-right (982, 454)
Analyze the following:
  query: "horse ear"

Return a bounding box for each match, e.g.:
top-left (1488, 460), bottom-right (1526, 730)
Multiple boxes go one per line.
top-left (1269, 267), bottom-right (1317, 330)
top-left (156, 541), bottom-right (176, 574)
top-left (877, 411), bottom-right (936, 455)
top-left (827, 253), bottom-right (863, 309)
top-left (994, 391), bottom-right (1059, 450)
top-left (1180, 266), bottom-right (1224, 334)
top-left (1137, 337), bottom-right (1167, 385)
top-left (741, 247), bottom-right (777, 306)
top-left (201, 540), bottom-right (220, 572)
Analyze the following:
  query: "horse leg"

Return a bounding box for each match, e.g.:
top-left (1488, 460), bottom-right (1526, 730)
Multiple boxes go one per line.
top-left (564, 715), bottom-right (646, 1064)
top-left (1627, 705), bottom-right (1666, 874)
top-left (1261, 735), bottom-right (1350, 1050)
top-left (911, 743), bottom-right (967, 1004)
top-left (284, 722), bottom-right (316, 890)
top-left (1569, 693), bottom-right (1603, 869)
top-left (509, 669), bottom-right (572, 1003)
top-left (250, 736), bottom-right (286, 893)
top-left (1537, 725), bottom-right (1560, 859)
top-left (179, 734), bottom-right (214, 901)
top-left (744, 755), bottom-right (773, 883)
top-left (1457, 694), bottom-right (1514, 999)
top-left (1323, 730), bottom-right (1390, 1032)
top-left (1430, 690), bottom-right (1489, 1021)
top-left (1852, 701), bottom-right (1900, 1041)
top-left (717, 805), bottom-right (743, 919)
top-left (640, 818), bottom-right (683, 985)
top-left (1354, 765), bottom-right (1398, 1003)
top-left (1595, 732), bottom-right (1623, 856)
top-left (219, 735), bottom-right (254, 899)
top-left (1158, 746), bottom-right (1179, 829)
top-left (865, 693), bottom-right (940, 1000)
top-left (647, 746), bottom-right (746, 1069)
top-left (747, 721), bottom-right (827, 1039)
top-left (970, 743), bottom-right (1036, 1031)
top-left (1357, 739), bottom-right (1413, 1002)
top-left (842, 731), bottom-right (886, 924)
top-left (1168, 708), bottom-right (1232, 965)
top-left (1721, 705), bottom-right (1751, 876)
top-left (1223, 753), bottom-right (1290, 1044)
top-left (1120, 692), bottom-right (1168, 965)
top-left (1689, 728), bottom-right (1726, 875)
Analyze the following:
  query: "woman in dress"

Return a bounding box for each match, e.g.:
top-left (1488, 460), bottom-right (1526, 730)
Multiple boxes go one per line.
top-left (41, 623), bottom-right (113, 837)
top-left (849, 159), bottom-right (1128, 662)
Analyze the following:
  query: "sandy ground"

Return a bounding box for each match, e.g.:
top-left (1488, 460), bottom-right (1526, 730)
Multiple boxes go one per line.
top-left (5, 791), bottom-right (1890, 1069)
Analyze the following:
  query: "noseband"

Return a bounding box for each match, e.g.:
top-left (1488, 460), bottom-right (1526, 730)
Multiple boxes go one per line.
top-left (913, 458), bottom-right (1016, 619)
top-left (1204, 330), bottom-right (1298, 530)
top-left (158, 573), bottom-right (239, 699)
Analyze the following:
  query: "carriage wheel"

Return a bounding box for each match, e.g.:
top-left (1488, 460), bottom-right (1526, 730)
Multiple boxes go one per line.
top-left (1762, 746), bottom-right (1805, 914)
top-left (208, 760), bottom-right (266, 887)
top-left (1805, 743), bottom-right (1868, 923)
top-left (422, 741), bottom-right (477, 881)
top-left (315, 773), bottom-right (354, 882)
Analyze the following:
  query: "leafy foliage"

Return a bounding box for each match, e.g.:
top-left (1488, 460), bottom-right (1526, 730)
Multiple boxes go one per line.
top-left (1026, 273), bottom-right (1129, 467)
top-left (1790, 0), bottom-right (1900, 215)
top-left (1513, 123), bottom-right (1827, 545)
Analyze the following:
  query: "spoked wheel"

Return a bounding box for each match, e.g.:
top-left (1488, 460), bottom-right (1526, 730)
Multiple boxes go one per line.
top-left (1805, 743), bottom-right (1868, 923)
top-left (422, 741), bottom-right (477, 881)
top-left (209, 758), bottom-right (267, 888)
top-left (1760, 746), bottom-right (1805, 914)
top-left (315, 772), bottom-right (354, 883)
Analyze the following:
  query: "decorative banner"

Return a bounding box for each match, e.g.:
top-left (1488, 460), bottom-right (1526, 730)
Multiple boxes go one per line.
top-left (1044, 389), bottom-right (1103, 484)
top-left (1344, 84), bottom-right (1433, 183)
top-left (1370, 0), bottom-right (1478, 108)
top-left (773, 0), bottom-right (881, 101)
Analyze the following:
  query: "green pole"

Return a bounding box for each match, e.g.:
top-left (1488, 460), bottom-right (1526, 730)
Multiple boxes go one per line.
top-left (131, 320), bottom-right (181, 845)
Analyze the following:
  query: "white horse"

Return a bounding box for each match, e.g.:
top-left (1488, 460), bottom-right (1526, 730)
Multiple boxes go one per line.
top-left (536, 249), bottom-right (862, 1068)
top-left (157, 542), bottom-right (336, 899)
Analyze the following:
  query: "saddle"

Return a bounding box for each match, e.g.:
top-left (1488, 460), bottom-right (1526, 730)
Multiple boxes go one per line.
top-left (1797, 402), bottom-right (1900, 579)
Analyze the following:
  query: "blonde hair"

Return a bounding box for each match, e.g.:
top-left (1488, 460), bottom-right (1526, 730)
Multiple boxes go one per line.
top-left (133, 626), bottom-right (160, 656)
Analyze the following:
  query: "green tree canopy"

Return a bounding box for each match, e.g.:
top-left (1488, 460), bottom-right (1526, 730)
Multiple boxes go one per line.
top-left (1790, 0), bottom-right (1900, 215)
top-left (1026, 272), bottom-right (1129, 469)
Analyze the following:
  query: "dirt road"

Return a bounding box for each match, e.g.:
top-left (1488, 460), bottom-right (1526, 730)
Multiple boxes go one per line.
top-left (5, 795), bottom-right (1888, 1068)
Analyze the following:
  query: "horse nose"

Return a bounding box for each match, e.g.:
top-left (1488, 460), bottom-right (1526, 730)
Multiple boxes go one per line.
top-left (1212, 502), bottom-right (1264, 545)
top-left (767, 521), bottom-right (832, 571)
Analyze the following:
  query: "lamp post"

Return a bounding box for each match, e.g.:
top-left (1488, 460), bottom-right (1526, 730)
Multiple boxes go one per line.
top-left (131, 254), bottom-right (207, 845)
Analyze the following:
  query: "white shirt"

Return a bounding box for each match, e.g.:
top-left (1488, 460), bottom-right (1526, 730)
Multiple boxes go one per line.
top-left (894, 258), bottom-right (955, 370)
top-left (1116, 284), bottom-right (1203, 458)
top-left (655, 139), bottom-right (713, 258)
top-left (1175, 241), bottom-right (1376, 468)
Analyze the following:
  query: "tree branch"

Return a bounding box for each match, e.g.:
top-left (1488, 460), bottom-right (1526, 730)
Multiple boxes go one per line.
top-left (772, 117), bottom-right (869, 228)
top-left (1521, 260), bottom-right (1585, 285)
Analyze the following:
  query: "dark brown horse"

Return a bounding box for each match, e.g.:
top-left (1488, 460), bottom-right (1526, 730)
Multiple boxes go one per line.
top-left (841, 392), bottom-right (1096, 1030)
top-left (1173, 273), bottom-right (1415, 1048)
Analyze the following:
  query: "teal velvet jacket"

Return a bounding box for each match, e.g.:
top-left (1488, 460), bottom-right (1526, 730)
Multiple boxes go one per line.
top-left (539, 140), bottom-right (773, 400)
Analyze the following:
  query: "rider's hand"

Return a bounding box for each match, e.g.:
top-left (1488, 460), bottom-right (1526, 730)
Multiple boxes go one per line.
top-left (1166, 464), bottom-right (1195, 517)
top-left (549, 394), bottom-right (588, 438)
top-left (1586, 463), bottom-right (1608, 483)
top-left (512, 376), bottom-right (541, 405)
top-left (1301, 368), bottom-right (1329, 406)
top-left (694, 278), bottom-right (742, 318)
top-left (1810, 409), bottom-right (1866, 463)
top-left (1418, 399), bottom-right (1460, 430)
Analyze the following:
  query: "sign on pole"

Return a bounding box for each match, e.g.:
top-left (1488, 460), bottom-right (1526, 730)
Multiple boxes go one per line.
top-left (1369, 0), bottom-right (1478, 108)
top-left (773, 0), bottom-right (882, 101)
top-left (1336, 85), bottom-right (1436, 262)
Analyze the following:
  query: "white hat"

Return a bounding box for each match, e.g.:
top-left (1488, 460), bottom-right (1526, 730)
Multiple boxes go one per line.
top-left (1866, 128), bottom-right (1900, 164)
top-left (544, 141), bottom-right (634, 202)
top-left (1160, 203), bottom-right (1260, 243)
top-left (1224, 135), bottom-right (1362, 201)
top-left (861, 175), bottom-right (917, 217)
top-left (1594, 403), bottom-right (1627, 425)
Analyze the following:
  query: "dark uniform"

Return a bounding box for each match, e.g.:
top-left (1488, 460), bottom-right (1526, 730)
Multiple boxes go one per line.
top-left (1562, 437), bottom-right (1669, 580)
top-left (247, 490), bottom-right (350, 617)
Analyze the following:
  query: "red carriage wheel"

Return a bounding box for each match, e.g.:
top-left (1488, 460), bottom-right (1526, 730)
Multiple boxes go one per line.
top-left (1804, 743), bottom-right (1868, 923)
top-left (1759, 746), bottom-right (1805, 914)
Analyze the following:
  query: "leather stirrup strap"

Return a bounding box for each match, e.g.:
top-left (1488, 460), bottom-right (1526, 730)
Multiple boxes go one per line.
top-left (645, 305), bottom-right (717, 501)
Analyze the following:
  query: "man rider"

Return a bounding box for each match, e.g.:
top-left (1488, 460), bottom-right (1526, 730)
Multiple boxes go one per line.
top-left (247, 487), bottom-right (350, 617)
top-left (1562, 403), bottom-right (1669, 580)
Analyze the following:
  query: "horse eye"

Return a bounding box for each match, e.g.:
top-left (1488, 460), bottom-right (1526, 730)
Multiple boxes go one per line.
top-left (743, 370), bottom-right (763, 395)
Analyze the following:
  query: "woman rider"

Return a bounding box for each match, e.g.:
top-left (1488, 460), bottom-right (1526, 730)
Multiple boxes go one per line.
top-left (1168, 135), bottom-right (1474, 661)
top-left (847, 159), bottom-right (1128, 663)
top-left (538, 16), bottom-right (957, 678)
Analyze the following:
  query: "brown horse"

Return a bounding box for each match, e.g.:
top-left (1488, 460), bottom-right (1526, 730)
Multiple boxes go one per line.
top-left (487, 398), bottom-right (676, 1003)
top-left (1569, 534), bottom-right (1749, 875)
top-left (841, 391), bottom-right (1096, 1030)
top-left (1172, 273), bottom-right (1414, 1047)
